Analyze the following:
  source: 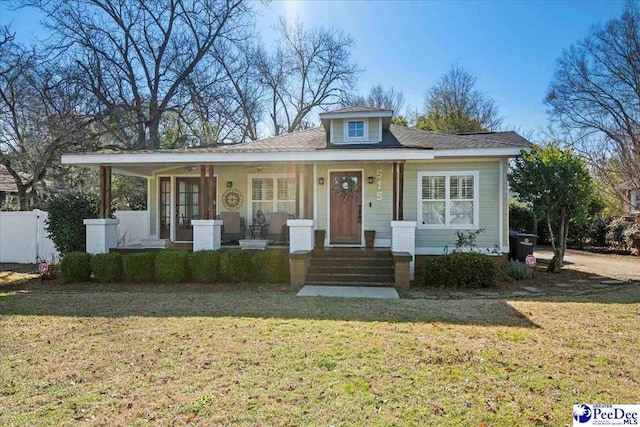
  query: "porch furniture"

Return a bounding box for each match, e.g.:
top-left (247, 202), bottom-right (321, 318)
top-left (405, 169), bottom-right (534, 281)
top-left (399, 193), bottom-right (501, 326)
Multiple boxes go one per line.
top-left (249, 223), bottom-right (268, 240)
top-left (266, 212), bottom-right (292, 244)
top-left (219, 211), bottom-right (246, 242)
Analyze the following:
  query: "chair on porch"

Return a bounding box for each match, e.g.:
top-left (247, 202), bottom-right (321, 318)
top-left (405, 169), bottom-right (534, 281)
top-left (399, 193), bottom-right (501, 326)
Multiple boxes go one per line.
top-left (266, 212), bottom-right (292, 244)
top-left (219, 211), bottom-right (246, 243)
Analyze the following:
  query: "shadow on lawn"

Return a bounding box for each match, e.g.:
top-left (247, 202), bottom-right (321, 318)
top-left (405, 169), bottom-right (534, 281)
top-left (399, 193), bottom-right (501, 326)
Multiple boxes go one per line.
top-left (0, 286), bottom-right (546, 328)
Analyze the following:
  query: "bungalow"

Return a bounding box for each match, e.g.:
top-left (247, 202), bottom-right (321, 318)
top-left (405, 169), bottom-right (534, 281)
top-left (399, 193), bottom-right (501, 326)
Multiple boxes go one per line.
top-left (61, 106), bottom-right (532, 286)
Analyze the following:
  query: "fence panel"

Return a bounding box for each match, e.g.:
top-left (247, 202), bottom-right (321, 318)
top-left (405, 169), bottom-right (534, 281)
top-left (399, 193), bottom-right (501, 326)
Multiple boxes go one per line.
top-left (114, 210), bottom-right (149, 245)
top-left (0, 210), bottom-right (59, 263)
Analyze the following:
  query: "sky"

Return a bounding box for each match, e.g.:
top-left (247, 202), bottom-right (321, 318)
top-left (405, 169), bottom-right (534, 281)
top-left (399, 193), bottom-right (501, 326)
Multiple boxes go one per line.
top-left (0, 0), bottom-right (626, 137)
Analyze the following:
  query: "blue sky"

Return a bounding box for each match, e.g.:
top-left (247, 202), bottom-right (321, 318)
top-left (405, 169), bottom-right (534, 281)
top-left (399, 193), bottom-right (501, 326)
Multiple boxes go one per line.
top-left (0, 0), bottom-right (625, 136)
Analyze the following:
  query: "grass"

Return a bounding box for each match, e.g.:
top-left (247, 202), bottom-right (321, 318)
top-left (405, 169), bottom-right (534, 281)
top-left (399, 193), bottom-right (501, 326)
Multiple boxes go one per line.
top-left (0, 282), bottom-right (638, 426)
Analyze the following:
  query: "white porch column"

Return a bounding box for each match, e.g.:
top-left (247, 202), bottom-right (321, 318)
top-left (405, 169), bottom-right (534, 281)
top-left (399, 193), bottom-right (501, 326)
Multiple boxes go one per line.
top-left (84, 218), bottom-right (119, 254)
top-left (391, 220), bottom-right (417, 278)
top-left (287, 219), bottom-right (314, 253)
top-left (191, 219), bottom-right (222, 251)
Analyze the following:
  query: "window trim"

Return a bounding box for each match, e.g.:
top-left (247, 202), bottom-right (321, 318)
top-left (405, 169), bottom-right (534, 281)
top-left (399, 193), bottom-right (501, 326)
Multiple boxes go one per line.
top-left (247, 173), bottom-right (296, 224)
top-left (417, 171), bottom-right (480, 229)
top-left (342, 119), bottom-right (369, 142)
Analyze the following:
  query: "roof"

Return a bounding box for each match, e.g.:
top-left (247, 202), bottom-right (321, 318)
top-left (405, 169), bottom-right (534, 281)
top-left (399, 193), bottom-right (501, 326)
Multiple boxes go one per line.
top-left (323, 105), bottom-right (393, 114)
top-left (77, 125), bottom-right (532, 156)
top-left (0, 165), bottom-right (18, 193)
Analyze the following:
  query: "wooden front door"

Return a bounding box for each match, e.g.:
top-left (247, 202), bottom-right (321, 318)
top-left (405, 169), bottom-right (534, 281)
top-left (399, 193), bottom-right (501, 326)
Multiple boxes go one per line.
top-left (329, 171), bottom-right (362, 244)
top-left (175, 178), bottom-right (200, 241)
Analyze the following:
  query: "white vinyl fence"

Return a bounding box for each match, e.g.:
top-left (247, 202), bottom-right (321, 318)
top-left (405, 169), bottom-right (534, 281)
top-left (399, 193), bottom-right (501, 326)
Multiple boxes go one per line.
top-left (0, 210), bottom-right (149, 264)
top-left (114, 210), bottom-right (149, 245)
top-left (0, 210), bottom-right (58, 263)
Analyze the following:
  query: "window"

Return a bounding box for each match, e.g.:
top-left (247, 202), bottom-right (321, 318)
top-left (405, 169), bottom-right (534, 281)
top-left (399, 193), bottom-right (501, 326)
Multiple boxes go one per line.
top-left (250, 175), bottom-right (296, 222)
top-left (418, 171), bottom-right (479, 228)
top-left (347, 121), bottom-right (365, 138)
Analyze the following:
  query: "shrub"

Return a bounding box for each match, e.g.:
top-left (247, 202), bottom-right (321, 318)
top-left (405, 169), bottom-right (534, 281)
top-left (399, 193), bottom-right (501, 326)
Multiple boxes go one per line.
top-left (502, 260), bottom-right (533, 280)
top-left (156, 251), bottom-right (188, 284)
top-left (606, 217), bottom-right (635, 250)
top-left (188, 251), bottom-right (222, 284)
top-left (220, 250), bottom-right (254, 283)
top-left (125, 252), bottom-right (156, 283)
top-left (90, 252), bottom-right (123, 283)
top-left (421, 252), bottom-right (498, 289)
top-left (45, 191), bottom-right (99, 254)
top-left (60, 252), bottom-right (92, 282)
top-left (252, 250), bottom-right (289, 284)
top-left (509, 201), bottom-right (536, 234)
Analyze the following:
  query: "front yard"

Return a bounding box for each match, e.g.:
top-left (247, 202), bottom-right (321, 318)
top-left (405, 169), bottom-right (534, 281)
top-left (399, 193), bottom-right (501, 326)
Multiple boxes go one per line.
top-left (1, 282), bottom-right (638, 426)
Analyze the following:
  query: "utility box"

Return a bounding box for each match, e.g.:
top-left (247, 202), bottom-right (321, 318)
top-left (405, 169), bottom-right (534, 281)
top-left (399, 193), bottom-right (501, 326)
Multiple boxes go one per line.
top-left (509, 231), bottom-right (538, 261)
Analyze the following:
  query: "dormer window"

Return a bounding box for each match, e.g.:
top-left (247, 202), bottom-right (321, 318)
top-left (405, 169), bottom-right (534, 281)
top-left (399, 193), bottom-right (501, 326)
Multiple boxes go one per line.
top-left (344, 120), bottom-right (368, 142)
top-left (348, 121), bottom-right (364, 138)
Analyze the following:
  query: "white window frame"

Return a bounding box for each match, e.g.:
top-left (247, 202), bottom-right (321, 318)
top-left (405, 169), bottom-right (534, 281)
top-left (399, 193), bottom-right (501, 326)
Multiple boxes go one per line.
top-left (247, 173), bottom-right (296, 223)
top-left (417, 171), bottom-right (480, 229)
top-left (342, 119), bottom-right (369, 142)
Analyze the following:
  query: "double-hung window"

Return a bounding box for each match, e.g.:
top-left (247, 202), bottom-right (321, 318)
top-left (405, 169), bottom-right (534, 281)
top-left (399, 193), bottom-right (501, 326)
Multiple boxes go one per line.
top-left (418, 171), bottom-right (479, 228)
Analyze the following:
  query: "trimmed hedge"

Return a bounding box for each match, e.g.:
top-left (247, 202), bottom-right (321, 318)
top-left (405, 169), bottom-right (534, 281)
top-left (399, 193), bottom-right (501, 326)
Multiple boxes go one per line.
top-left (90, 252), bottom-right (123, 283)
top-left (252, 250), bottom-right (289, 284)
top-left (220, 250), bottom-right (254, 283)
top-left (421, 252), bottom-right (498, 289)
top-left (60, 251), bottom-right (92, 283)
top-left (125, 252), bottom-right (156, 283)
top-left (156, 250), bottom-right (188, 284)
top-left (188, 250), bottom-right (221, 284)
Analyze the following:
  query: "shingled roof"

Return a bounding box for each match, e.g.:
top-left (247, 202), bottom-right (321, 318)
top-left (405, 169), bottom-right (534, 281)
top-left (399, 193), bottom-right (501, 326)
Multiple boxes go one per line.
top-left (0, 165), bottom-right (18, 193)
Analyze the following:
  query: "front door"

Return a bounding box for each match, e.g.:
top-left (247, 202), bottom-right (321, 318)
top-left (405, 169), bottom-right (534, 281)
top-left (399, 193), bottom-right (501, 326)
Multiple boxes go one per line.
top-left (329, 171), bottom-right (362, 244)
top-left (175, 178), bottom-right (200, 241)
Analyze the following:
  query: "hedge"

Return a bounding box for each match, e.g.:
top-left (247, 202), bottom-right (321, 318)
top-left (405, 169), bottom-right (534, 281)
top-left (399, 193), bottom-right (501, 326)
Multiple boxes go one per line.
top-left (125, 252), bottom-right (156, 283)
top-left (188, 250), bottom-right (221, 284)
top-left (60, 251), bottom-right (92, 283)
top-left (156, 250), bottom-right (188, 284)
top-left (220, 250), bottom-right (254, 283)
top-left (252, 250), bottom-right (289, 284)
top-left (420, 252), bottom-right (498, 289)
top-left (90, 252), bottom-right (123, 283)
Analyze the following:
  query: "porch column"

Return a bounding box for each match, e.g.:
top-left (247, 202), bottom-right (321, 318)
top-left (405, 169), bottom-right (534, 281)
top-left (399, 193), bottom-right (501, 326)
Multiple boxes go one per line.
top-left (199, 166), bottom-right (206, 220)
top-left (288, 219), bottom-right (314, 253)
top-left (99, 165), bottom-right (112, 218)
top-left (398, 162), bottom-right (404, 220)
top-left (391, 220), bottom-right (416, 279)
top-left (392, 162), bottom-right (397, 220)
top-left (208, 165), bottom-right (215, 218)
top-left (295, 164), bottom-right (300, 218)
top-left (303, 164), bottom-right (311, 219)
top-left (84, 218), bottom-right (119, 254)
top-left (192, 219), bottom-right (223, 251)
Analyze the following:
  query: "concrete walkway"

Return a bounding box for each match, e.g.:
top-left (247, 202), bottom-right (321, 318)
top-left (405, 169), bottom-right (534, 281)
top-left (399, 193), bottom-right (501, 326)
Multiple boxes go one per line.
top-left (297, 285), bottom-right (399, 299)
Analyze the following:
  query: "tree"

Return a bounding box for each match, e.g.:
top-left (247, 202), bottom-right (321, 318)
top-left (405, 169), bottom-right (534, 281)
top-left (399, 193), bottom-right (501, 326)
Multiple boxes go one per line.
top-left (546, 1), bottom-right (640, 210)
top-left (0, 27), bottom-right (97, 209)
top-left (259, 18), bottom-right (359, 135)
top-left (416, 63), bottom-right (501, 133)
top-left (26, 0), bottom-right (253, 149)
top-left (346, 84), bottom-right (405, 112)
top-left (509, 143), bottom-right (594, 272)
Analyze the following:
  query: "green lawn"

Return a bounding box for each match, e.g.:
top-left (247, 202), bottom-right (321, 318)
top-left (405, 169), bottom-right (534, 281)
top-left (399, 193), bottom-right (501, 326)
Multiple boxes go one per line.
top-left (0, 285), bottom-right (638, 426)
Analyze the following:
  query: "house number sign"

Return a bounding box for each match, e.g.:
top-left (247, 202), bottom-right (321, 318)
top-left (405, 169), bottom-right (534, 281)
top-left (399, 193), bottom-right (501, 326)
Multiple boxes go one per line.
top-left (376, 169), bottom-right (383, 201)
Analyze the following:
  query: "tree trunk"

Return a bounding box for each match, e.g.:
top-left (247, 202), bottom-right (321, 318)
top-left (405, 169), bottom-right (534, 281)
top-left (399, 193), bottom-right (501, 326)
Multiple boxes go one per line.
top-left (546, 211), bottom-right (561, 272)
top-left (17, 186), bottom-right (29, 211)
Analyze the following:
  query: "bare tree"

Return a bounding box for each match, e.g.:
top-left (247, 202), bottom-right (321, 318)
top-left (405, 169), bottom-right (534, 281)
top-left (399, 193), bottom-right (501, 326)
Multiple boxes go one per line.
top-left (546, 1), bottom-right (640, 205)
top-left (0, 27), bottom-right (97, 209)
top-left (344, 84), bottom-right (405, 112)
top-left (260, 18), bottom-right (360, 135)
top-left (25, 0), bottom-right (253, 149)
top-left (417, 63), bottom-right (502, 133)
